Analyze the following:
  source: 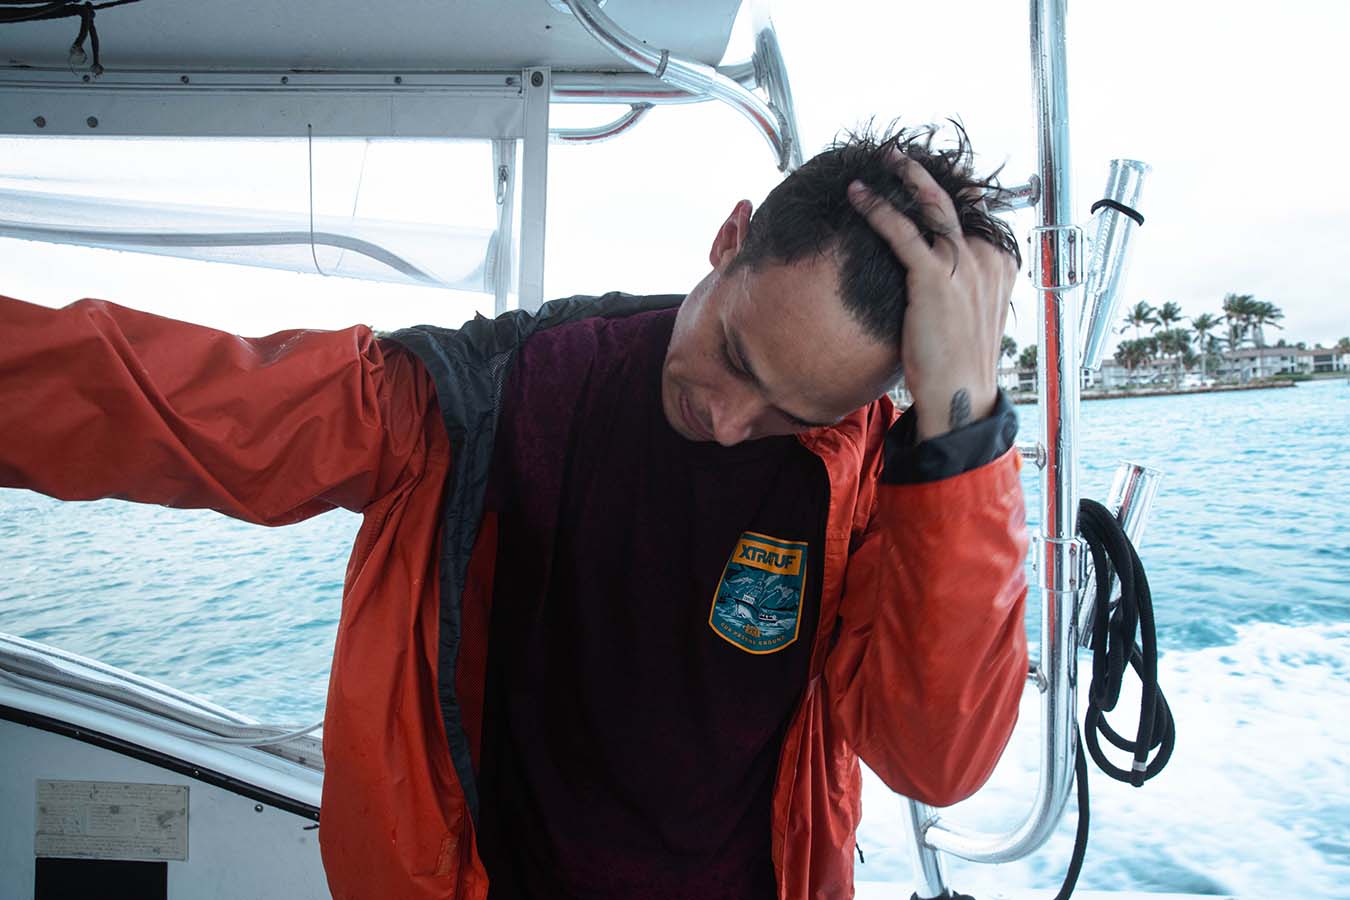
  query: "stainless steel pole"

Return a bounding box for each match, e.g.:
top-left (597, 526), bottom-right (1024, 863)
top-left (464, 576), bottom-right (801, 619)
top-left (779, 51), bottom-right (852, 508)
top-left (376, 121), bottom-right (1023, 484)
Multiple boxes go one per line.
top-left (919, 0), bottom-right (1083, 864)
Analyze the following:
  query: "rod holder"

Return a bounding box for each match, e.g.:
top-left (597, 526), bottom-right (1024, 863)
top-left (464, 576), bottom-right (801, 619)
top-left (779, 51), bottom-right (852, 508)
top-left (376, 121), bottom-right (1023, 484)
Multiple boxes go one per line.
top-left (1079, 159), bottom-right (1149, 370)
top-left (1076, 462), bottom-right (1164, 648)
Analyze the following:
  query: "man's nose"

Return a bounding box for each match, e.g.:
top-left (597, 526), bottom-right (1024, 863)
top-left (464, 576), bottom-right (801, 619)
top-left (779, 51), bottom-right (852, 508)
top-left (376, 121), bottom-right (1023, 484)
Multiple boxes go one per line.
top-left (708, 383), bottom-right (760, 447)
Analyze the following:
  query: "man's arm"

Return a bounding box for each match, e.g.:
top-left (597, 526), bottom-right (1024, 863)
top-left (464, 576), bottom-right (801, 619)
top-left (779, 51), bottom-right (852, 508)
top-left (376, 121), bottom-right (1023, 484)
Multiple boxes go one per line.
top-left (0, 295), bottom-right (438, 524)
top-left (827, 148), bottom-right (1028, 805)
top-left (824, 429), bottom-right (1028, 807)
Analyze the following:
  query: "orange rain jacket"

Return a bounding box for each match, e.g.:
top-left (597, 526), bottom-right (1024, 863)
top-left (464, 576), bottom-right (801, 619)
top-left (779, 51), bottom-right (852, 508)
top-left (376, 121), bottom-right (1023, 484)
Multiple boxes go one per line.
top-left (0, 294), bottom-right (1029, 900)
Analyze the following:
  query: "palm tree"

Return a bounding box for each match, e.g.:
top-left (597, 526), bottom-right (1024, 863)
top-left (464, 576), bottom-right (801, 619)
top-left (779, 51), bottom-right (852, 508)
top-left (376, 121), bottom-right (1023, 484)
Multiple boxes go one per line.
top-left (1001, 335), bottom-right (1018, 364)
top-left (1191, 313), bottom-right (1221, 381)
top-left (1120, 301), bottom-right (1158, 341)
top-left (1113, 340), bottom-right (1140, 377)
top-left (1157, 327), bottom-right (1191, 386)
top-left (1221, 293), bottom-right (1257, 349)
top-left (1140, 336), bottom-right (1160, 382)
top-left (1250, 301), bottom-right (1285, 347)
top-left (1338, 336), bottom-right (1350, 354)
top-left (1114, 337), bottom-right (1159, 384)
top-left (1155, 301), bottom-right (1184, 333)
top-left (1018, 345), bottom-right (1038, 371)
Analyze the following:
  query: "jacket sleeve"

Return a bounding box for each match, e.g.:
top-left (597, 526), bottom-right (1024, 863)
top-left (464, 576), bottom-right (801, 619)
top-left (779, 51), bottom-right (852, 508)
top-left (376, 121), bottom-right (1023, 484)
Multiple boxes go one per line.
top-left (0, 294), bottom-right (437, 525)
top-left (824, 440), bottom-right (1029, 807)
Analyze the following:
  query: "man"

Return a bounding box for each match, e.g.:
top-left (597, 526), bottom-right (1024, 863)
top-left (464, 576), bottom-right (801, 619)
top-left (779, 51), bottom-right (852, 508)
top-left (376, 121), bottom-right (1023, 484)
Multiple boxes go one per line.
top-left (0, 126), bottom-right (1029, 899)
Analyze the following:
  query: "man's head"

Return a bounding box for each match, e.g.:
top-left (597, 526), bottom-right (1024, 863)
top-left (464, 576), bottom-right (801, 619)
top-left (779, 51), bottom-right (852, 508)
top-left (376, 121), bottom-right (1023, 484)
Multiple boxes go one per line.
top-left (661, 124), bottom-right (1020, 445)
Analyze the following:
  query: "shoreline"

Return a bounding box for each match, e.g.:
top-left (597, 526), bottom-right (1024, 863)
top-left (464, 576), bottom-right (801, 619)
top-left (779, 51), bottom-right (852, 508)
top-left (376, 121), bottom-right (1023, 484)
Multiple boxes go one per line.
top-left (1009, 380), bottom-right (1302, 405)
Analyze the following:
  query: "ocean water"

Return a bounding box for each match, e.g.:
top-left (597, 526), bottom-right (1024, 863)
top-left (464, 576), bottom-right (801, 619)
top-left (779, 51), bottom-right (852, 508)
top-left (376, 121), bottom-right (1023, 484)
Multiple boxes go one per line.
top-left (2, 379), bottom-right (1347, 897)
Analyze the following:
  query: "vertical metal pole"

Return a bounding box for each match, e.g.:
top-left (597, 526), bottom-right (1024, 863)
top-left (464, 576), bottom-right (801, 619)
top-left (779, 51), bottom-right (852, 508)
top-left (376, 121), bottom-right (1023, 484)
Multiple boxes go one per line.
top-left (906, 799), bottom-right (948, 899)
top-left (1029, 0), bottom-right (1084, 837)
top-left (920, 0), bottom-right (1082, 865)
top-left (519, 66), bottom-right (551, 312)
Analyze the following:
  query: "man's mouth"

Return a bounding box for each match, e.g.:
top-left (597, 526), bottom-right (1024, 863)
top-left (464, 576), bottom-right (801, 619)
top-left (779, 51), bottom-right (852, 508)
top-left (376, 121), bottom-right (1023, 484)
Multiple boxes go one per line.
top-left (680, 392), bottom-right (713, 442)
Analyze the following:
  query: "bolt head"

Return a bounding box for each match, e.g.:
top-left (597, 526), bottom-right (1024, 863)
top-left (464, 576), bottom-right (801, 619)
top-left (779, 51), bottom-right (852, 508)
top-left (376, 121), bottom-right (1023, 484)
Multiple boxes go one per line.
top-left (86, 116), bottom-right (98, 128)
top-left (33, 116), bottom-right (46, 128)
top-left (530, 71), bottom-right (544, 87)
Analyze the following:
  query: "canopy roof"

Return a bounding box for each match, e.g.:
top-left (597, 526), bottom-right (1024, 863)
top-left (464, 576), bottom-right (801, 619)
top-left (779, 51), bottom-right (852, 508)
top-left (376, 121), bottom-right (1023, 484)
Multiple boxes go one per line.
top-left (1, 0), bottom-right (740, 72)
top-left (0, 0), bottom-right (792, 312)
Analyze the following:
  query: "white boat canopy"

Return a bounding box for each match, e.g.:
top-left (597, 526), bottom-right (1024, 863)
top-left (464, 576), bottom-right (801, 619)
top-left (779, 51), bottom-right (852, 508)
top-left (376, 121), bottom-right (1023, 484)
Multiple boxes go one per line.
top-left (0, 0), bottom-right (802, 311)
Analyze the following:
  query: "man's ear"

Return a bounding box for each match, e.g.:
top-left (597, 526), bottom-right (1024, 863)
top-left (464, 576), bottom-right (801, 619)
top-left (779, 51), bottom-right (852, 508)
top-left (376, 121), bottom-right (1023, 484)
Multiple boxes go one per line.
top-left (708, 199), bottom-right (753, 270)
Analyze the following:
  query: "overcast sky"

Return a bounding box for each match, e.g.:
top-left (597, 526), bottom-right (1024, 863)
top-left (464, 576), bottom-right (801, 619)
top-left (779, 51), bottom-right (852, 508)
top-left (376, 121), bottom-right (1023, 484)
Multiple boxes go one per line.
top-left (4, 0), bottom-right (1348, 353)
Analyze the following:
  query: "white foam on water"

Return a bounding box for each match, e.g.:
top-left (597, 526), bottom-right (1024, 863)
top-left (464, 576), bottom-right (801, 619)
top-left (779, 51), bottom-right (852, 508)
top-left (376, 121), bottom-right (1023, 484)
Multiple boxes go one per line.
top-left (856, 621), bottom-right (1350, 898)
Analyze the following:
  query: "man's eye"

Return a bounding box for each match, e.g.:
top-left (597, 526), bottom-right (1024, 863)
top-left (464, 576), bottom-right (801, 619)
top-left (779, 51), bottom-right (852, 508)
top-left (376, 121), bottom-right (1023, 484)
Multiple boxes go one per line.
top-left (722, 341), bottom-right (748, 377)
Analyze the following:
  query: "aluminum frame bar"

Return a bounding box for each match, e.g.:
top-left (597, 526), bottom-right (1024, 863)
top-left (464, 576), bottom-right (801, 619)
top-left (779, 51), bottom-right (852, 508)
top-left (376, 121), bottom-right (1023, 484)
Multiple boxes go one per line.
top-left (916, 0), bottom-right (1083, 869)
top-left (560, 0), bottom-right (800, 170)
top-left (518, 67), bottom-right (551, 312)
top-left (551, 103), bottom-right (652, 143)
top-left (0, 69), bottom-right (528, 139)
top-left (551, 69), bottom-right (749, 105)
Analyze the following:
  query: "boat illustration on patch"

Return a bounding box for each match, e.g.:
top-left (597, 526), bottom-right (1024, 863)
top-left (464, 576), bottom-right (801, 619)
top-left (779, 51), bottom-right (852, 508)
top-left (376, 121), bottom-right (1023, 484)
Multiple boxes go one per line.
top-left (709, 531), bottom-right (807, 654)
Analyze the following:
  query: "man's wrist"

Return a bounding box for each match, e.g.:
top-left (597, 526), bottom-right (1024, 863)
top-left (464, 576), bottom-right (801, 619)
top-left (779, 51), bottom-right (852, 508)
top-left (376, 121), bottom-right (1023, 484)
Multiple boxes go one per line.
top-left (912, 384), bottom-right (997, 441)
top-left (883, 390), bottom-right (1018, 484)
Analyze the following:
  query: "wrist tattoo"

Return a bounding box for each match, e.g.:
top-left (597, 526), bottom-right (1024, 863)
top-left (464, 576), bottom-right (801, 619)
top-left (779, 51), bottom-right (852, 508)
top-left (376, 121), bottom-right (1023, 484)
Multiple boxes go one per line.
top-left (949, 389), bottom-right (972, 430)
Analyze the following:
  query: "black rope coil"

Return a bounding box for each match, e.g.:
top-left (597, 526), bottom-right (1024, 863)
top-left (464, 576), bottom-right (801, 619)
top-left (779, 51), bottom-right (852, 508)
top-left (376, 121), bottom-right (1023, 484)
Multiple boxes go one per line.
top-left (1078, 498), bottom-right (1176, 788)
top-left (1052, 499), bottom-right (1176, 900)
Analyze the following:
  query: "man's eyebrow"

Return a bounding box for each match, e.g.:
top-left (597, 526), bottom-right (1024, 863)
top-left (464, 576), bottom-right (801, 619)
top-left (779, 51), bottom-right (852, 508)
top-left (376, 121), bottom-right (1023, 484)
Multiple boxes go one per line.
top-left (727, 326), bottom-right (836, 429)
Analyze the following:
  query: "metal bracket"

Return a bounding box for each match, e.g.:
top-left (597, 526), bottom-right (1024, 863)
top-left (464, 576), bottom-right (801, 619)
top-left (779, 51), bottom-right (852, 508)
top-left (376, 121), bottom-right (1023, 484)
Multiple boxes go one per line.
top-left (1027, 224), bottom-right (1084, 292)
top-left (1029, 534), bottom-right (1087, 595)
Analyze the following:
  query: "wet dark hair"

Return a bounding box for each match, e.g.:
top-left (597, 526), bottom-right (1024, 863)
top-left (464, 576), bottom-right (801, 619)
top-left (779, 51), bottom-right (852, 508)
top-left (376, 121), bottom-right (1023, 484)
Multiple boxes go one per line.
top-left (729, 123), bottom-right (1022, 343)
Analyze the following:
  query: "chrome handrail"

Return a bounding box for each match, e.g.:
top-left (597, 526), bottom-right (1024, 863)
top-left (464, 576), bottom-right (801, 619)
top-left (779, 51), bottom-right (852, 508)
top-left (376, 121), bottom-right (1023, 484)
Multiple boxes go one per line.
top-left (912, 0), bottom-right (1084, 877)
top-left (552, 71), bottom-right (742, 105)
top-left (559, 0), bottom-right (801, 171)
top-left (550, 102), bottom-right (652, 144)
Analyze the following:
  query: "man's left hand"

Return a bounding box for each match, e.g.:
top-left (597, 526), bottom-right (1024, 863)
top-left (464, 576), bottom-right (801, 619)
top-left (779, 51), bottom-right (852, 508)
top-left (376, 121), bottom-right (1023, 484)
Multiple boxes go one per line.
top-left (848, 152), bottom-right (1018, 441)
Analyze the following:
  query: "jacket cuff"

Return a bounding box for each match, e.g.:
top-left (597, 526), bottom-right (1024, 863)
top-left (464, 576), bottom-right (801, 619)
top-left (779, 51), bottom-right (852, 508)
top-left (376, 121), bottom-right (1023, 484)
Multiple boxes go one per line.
top-left (882, 391), bottom-right (1018, 485)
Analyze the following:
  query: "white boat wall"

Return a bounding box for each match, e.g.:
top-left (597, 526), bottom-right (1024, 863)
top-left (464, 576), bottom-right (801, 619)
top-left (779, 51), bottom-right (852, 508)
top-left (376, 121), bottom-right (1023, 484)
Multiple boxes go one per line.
top-left (0, 633), bottom-right (327, 898)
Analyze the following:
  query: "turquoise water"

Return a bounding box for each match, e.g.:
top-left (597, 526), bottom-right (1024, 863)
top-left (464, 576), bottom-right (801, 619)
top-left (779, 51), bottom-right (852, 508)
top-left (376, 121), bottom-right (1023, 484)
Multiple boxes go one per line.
top-left (2, 379), bottom-right (1347, 896)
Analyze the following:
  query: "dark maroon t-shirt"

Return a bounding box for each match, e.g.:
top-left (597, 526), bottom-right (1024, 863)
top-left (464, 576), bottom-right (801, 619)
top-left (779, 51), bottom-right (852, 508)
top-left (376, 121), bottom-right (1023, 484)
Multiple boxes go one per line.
top-left (476, 308), bottom-right (829, 899)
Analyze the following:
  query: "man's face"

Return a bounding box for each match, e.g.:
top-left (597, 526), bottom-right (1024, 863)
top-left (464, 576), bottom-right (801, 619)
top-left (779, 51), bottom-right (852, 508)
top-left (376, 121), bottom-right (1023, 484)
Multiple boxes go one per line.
top-left (662, 201), bottom-right (902, 446)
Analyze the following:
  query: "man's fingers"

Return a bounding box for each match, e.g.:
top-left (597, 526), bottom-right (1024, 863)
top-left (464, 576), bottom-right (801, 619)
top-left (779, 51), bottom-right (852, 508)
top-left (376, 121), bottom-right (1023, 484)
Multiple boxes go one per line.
top-left (847, 180), bottom-right (948, 275)
top-left (892, 151), bottom-right (963, 236)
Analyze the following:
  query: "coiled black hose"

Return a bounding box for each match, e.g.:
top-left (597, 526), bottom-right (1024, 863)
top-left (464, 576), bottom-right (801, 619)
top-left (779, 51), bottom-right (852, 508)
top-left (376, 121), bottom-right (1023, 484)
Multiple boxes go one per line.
top-left (1053, 498), bottom-right (1177, 900)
